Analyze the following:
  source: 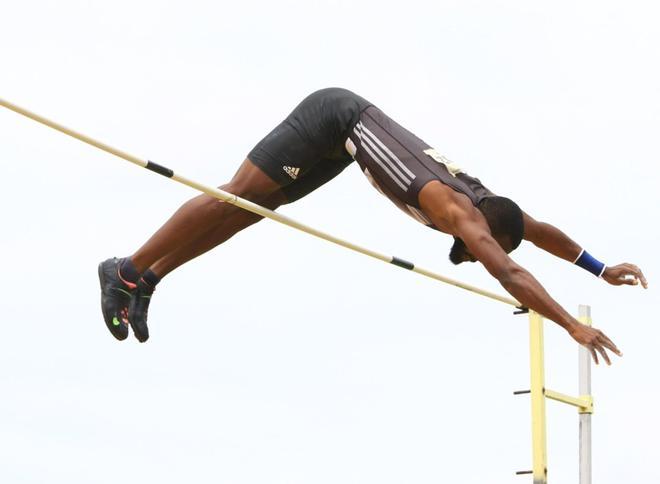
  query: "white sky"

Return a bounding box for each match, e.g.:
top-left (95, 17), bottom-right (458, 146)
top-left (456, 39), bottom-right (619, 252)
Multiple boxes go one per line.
top-left (1, 1), bottom-right (658, 483)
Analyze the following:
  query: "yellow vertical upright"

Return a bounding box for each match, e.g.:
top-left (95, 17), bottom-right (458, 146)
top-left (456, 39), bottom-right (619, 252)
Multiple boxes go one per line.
top-left (529, 310), bottom-right (548, 483)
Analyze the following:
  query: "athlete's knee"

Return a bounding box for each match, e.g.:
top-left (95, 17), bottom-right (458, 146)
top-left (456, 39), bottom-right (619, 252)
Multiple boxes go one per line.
top-left (262, 189), bottom-right (288, 209)
top-left (193, 178), bottom-right (285, 223)
top-left (221, 158), bottom-right (283, 202)
top-left (221, 180), bottom-right (276, 205)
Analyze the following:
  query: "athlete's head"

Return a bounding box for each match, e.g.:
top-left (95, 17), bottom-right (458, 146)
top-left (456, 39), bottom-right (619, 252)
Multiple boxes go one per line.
top-left (449, 196), bottom-right (524, 264)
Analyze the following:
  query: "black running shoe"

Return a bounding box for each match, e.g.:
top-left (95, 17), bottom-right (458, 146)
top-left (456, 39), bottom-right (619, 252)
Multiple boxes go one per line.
top-left (98, 257), bottom-right (136, 341)
top-left (128, 278), bottom-right (154, 343)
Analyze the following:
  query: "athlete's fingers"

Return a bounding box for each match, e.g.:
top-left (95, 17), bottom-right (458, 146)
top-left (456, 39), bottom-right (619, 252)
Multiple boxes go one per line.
top-left (595, 344), bottom-right (612, 366)
top-left (589, 346), bottom-right (599, 365)
top-left (622, 264), bottom-right (639, 277)
top-left (632, 266), bottom-right (648, 288)
top-left (623, 263), bottom-right (648, 288)
top-left (620, 276), bottom-right (638, 286)
top-left (598, 334), bottom-right (622, 356)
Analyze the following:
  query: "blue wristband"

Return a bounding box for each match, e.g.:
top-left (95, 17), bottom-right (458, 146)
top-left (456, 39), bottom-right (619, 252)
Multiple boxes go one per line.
top-left (574, 250), bottom-right (606, 277)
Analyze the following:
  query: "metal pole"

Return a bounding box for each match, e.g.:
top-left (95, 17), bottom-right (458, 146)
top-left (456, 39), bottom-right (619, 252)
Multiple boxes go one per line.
top-left (0, 96), bottom-right (520, 308)
top-left (529, 310), bottom-right (548, 484)
top-left (578, 305), bottom-right (592, 484)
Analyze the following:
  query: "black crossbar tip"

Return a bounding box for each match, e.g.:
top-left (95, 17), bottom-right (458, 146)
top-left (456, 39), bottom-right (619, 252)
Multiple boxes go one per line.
top-left (145, 160), bottom-right (174, 178)
top-left (513, 389), bottom-right (531, 395)
top-left (513, 306), bottom-right (529, 315)
top-left (515, 470), bottom-right (533, 475)
top-left (390, 256), bottom-right (414, 270)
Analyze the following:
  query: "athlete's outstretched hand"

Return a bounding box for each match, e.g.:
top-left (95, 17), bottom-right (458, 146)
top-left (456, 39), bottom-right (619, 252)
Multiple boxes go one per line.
top-left (567, 323), bottom-right (622, 365)
top-left (603, 263), bottom-right (648, 288)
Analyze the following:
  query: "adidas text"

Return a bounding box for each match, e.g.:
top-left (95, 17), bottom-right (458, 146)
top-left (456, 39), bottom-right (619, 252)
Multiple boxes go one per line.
top-left (283, 166), bottom-right (300, 179)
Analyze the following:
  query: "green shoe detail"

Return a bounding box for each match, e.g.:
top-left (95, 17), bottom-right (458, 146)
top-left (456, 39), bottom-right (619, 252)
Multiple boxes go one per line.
top-left (114, 288), bottom-right (132, 297)
top-left (112, 316), bottom-right (122, 326)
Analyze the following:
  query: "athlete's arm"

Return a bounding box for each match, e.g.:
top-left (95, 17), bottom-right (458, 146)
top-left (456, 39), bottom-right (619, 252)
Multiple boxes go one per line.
top-left (459, 214), bottom-right (620, 364)
top-left (419, 184), bottom-right (621, 364)
top-left (523, 212), bottom-right (648, 288)
top-left (522, 212), bottom-right (580, 261)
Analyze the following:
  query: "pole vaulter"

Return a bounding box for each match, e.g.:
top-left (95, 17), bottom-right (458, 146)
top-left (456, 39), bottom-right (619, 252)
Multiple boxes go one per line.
top-left (0, 90), bottom-right (643, 360)
top-left (0, 90), bottom-right (648, 484)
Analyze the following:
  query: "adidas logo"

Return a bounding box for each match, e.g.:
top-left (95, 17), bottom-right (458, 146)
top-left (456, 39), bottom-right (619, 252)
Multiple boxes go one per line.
top-left (283, 165), bottom-right (300, 180)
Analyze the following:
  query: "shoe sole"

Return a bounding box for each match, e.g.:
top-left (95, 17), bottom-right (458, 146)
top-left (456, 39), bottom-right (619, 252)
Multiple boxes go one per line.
top-left (128, 297), bottom-right (150, 343)
top-left (98, 261), bottom-right (129, 341)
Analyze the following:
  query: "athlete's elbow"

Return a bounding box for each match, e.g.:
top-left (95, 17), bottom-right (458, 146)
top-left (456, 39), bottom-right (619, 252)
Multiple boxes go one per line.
top-left (494, 264), bottom-right (527, 289)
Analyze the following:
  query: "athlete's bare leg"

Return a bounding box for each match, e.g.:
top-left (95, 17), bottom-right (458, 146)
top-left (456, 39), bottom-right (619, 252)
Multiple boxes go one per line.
top-left (130, 158), bottom-right (282, 274)
top-left (148, 189), bottom-right (287, 277)
top-left (98, 158), bottom-right (288, 342)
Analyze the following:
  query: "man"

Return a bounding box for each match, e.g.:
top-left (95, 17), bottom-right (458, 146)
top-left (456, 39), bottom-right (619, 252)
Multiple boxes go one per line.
top-left (99, 88), bottom-right (646, 364)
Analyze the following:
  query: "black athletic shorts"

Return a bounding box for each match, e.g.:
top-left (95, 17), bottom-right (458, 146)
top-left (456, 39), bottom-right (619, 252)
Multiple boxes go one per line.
top-left (247, 88), bottom-right (370, 202)
top-left (248, 121), bottom-right (353, 202)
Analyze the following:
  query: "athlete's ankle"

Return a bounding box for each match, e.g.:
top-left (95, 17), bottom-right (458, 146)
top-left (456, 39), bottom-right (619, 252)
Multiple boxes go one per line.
top-left (118, 257), bottom-right (140, 284)
top-left (140, 268), bottom-right (161, 288)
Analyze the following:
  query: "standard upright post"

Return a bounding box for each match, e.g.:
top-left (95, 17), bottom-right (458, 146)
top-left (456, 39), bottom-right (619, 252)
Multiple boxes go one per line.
top-left (578, 305), bottom-right (592, 484)
top-left (528, 310), bottom-right (548, 484)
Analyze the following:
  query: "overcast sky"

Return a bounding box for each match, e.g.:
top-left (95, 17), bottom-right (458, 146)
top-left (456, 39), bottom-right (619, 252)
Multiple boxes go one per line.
top-left (1, 1), bottom-right (658, 483)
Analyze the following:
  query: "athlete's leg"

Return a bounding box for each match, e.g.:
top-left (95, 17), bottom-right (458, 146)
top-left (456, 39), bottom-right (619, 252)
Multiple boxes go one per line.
top-left (144, 157), bottom-right (353, 277)
top-left (139, 157), bottom-right (353, 278)
top-left (112, 158), bottom-right (287, 342)
top-left (129, 158), bottom-right (281, 273)
top-left (148, 188), bottom-right (288, 277)
top-left (101, 118), bottom-right (352, 341)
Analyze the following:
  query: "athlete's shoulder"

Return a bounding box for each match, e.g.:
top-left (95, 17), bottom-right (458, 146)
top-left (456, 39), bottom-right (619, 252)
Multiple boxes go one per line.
top-left (418, 180), bottom-right (480, 230)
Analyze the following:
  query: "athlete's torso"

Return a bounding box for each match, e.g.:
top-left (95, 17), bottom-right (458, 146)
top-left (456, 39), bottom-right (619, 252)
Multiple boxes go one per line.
top-left (342, 101), bottom-right (494, 227)
top-left (290, 88), bottom-right (494, 227)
